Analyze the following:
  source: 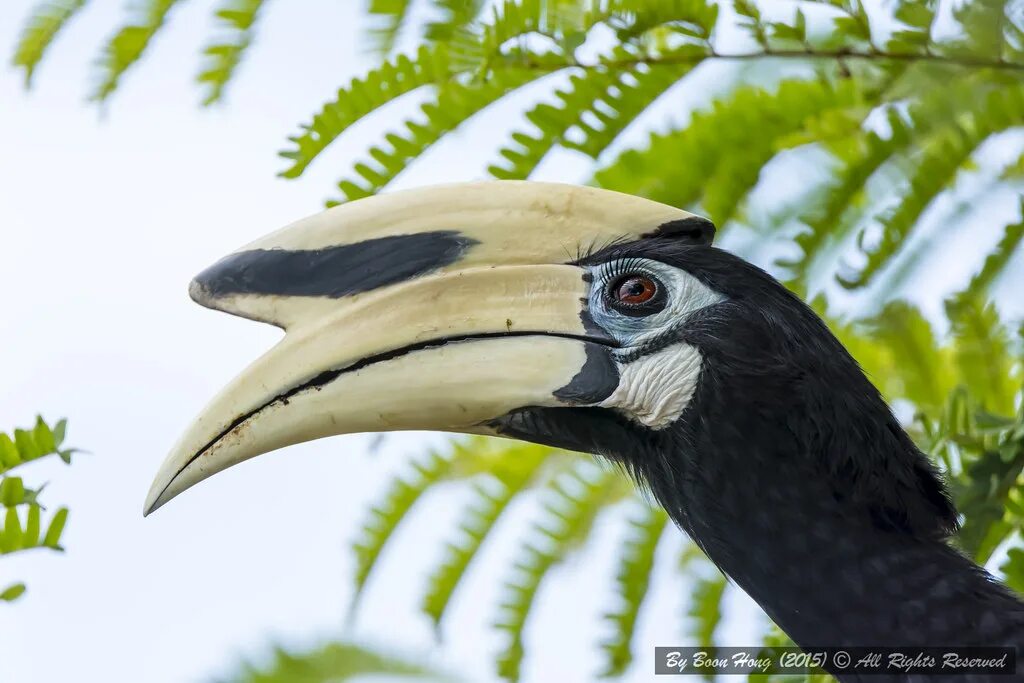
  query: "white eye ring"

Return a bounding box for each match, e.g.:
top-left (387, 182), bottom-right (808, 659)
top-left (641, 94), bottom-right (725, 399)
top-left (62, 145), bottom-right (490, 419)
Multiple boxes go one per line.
top-left (588, 258), bottom-right (724, 349)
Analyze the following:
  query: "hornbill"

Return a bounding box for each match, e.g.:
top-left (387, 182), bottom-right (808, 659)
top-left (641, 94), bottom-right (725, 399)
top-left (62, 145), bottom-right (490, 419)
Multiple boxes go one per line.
top-left (145, 181), bottom-right (1024, 679)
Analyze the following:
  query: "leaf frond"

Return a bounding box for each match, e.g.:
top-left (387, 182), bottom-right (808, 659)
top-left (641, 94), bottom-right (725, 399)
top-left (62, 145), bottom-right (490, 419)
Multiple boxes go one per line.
top-left (349, 444), bottom-right (452, 610)
top-left (11, 0), bottom-right (88, 87)
top-left (493, 460), bottom-right (623, 680)
top-left (421, 442), bottom-right (557, 629)
top-left (598, 502), bottom-right (669, 677)
top-left (197, 0), bottom-right (266, 105)
top-left (90, 0), bottom-right (186, 102)
top-left (279, 44), bottom-right (453, 179)
top-left (331, 66), bottom-right (540, 204)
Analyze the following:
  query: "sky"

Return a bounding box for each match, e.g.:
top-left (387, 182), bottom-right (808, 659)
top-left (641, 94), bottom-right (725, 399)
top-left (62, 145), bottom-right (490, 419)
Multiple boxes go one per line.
top-left (0, 2), bottom-right (769, 682)
top-left (2, 2), bottom-right (1022, 682)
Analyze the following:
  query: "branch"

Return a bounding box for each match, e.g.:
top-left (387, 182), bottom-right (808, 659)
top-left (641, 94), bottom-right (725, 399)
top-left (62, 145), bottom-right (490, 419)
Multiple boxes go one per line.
top-left (513, 47), bottom-right (1024, 73)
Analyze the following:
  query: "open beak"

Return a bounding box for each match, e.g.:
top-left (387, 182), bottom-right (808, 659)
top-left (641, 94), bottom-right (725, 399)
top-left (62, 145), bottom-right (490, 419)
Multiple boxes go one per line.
top-left (144, 181), bottom-right (708, 515)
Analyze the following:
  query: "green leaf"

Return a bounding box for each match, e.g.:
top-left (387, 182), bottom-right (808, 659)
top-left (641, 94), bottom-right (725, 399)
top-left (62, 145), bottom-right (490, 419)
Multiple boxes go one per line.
top-left (43, 507), bottom-right (68, 549)
top-left (90, 0), bottom-right (187, 102)
top-left (10, 0), bottom-right (89, 87)
top-left (0, 583), bottom-right (27, 602)
top-left (599, 502), bottom-right (669, 677)
top-left (493, 461), bottom-right (624, 681)
top-left (331, 65), bottom-right (539, 204)
top-left (0, 434), bottom-right (18, 469)
top-left (0, 477), bottom-right (27, 506)
top-left (24, 504), bottom-right (41, 547)
top-left (3, 507), bottom-right (24, 552)
top-left (349, 446), bottom-right (452, 612)
top-left (218, 641), bottom-right (441, 683)
top-left (961, 202), bottom-right (1024, 299)
top-left (421, 443), bottom-right (554, 629)
top-left (52, 418), bottom-right (67, 447)
top-left (366, 0), bottom-right (416, 55)
top-left (865, 301), bottom-right (954, 409)
top-left (197, 0), bottom-right (266, 105)
top-left (279, 45), bottom-right (454, 179)
top-left (687, 566), bottom-right (727, 648)
top-left (944, 296), bottom-right (1016, 415)
top-left (33, 416), bottom-right (56, 454)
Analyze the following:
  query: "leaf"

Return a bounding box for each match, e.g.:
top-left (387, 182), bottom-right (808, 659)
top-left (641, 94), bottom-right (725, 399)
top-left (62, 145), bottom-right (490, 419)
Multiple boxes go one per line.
top-left (491, 57), bottom-right (691, 180)
top-left (0, 417), bottom-right (75, 475)
top-left (840, 84), bottom-right (1024, 289)
top-left (10, 0), bottom-right (89, 87)
top-left (33, 416), bottom-right (56, 454)
top-left (279, 44), bottom-right (453, 179)
top-left (599, 502), bottom-right (669, 677)
top-left (2, 507), bottom-right (23, 552)
top-left (218, 641), bottom-right (441, 683)
top-left (944, 295), bottom-right (1016, 415)
top-left (421, 443), bottom-right (553, 629)
top-left (0, 583), bottom-right (27, 602)
top-left (0, 477), bottom-right (27, 507)
top-left (90, 0), bottom-right (187, 102)
top-left (493, 461), bottom-right (624, 681)
top-left (24, 504), bottom-right (41, 547)
top-left (331, 66), bottom-right (539, 204)
top-left (52, 418), bottom-right (67, 447)
top-left (43, 507), bottom-right (69, 549)
top-left (960, 202), bottom-right (1024, 299)
top-left (197, 0), bottom-right (266, 105)
top-left (594, 77), bottom-right (866, 227)
top-left (366, 0), bottom-right (416, 55)
top-left (349, 446), bottom-right (452, 612)
top-left (865, 301), bottom-right (954, 409)
top-left (687, 566), bottom-right (727, 648)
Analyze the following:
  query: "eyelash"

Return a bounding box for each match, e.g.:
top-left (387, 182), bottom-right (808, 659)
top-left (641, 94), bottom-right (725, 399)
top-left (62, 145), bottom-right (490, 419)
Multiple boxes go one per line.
top-left (600, 257), bottom-right (650, 285)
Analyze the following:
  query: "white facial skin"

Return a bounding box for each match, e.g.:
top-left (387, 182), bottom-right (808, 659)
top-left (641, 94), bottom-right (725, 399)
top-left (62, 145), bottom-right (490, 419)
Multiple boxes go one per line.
top-left (586, 258), bottom-right (725, 429)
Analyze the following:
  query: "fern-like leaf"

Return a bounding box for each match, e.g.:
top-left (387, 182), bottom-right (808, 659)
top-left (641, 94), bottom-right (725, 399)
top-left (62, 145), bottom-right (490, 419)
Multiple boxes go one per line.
top-left (686, 560), bottom-right (727, 681)
top-left (332, 66), bottom-right (539, 204)
top-left (598, 502), bottom-right (669, 677)
top-left (197, 0), bottom-right (266, 106)
top-left (840, 84), bottom-right (1024, 288)
top-left (11, 0), bottom-right (88, 87)
top-left (349, 445), bottom-right (451, 612)
top-left (421, 443), bottom-right (556, 630)
top-left (594, 77), bottom-right (864, 226)
top-left (278, 44), bottom-right (453, 179)
top-left (490, 57), bottom-right (689, 180)
top-left (217, 641), bottom-right (439, 683)
top-left (944, 296), bottom-right (1016, 415)
top-left (424, 0), bottom-right (487, 43)
top-left (0, 416), bottom-right (75, 474)
top-left (90, 0), bottom-right (186, 102)
top-left (865, 301), bottom-right (954, 409)
top-left (781, 69), bottom-right (997, 285)
top-left (367, 0), bottom-right (416, 55)
top-left (961, 201), bottom-right (1024, 300)
top-left (493, 460), bottom-right (624, 681)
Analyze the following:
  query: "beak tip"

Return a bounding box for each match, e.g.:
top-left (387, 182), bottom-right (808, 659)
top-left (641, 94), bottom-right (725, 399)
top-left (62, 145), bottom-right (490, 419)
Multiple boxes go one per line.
top-left (142, 479), bottom-right (171, 517)
top-left (188, 279), bottom-right (212, 306)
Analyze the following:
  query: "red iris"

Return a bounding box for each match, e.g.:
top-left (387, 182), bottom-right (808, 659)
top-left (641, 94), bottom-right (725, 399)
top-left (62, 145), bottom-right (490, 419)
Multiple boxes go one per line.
top-left (613, 275), bottom-right (657, 305)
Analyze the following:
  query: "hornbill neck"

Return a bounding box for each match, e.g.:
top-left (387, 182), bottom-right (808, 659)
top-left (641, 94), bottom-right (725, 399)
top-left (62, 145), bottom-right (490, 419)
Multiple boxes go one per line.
top-left (644, 440), bottom-right (1024, 651)
top-left (635, 347), bottom-right (1024, 659)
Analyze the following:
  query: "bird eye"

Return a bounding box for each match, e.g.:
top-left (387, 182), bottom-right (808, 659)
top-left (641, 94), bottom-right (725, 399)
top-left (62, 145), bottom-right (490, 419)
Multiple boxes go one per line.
top-left (613, 276), bottom-right (657, 304)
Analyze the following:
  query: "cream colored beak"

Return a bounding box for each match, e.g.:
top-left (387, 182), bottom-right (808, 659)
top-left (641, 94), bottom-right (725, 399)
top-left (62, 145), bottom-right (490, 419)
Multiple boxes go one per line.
top-left (144, 181), bottom-right (705, 515)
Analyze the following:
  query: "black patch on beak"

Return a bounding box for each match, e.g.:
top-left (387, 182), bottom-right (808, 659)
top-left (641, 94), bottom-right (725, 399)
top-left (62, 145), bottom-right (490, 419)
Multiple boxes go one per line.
top-left (554, 344), bottom-right (619, 405)
top-left (192, 231), bottom-right (478, 299)
top-left (645, 216), bottom-right (715, 245)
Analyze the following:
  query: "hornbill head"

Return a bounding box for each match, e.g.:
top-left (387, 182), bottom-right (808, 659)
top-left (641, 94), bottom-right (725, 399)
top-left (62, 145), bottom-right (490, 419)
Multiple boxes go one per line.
top-left (144, 180), bottom-right (953, 548)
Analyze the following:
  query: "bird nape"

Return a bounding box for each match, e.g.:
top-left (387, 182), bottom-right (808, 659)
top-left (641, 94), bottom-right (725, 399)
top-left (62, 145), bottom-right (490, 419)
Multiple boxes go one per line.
top-left (145, 181), bottom-right (1023, 680)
